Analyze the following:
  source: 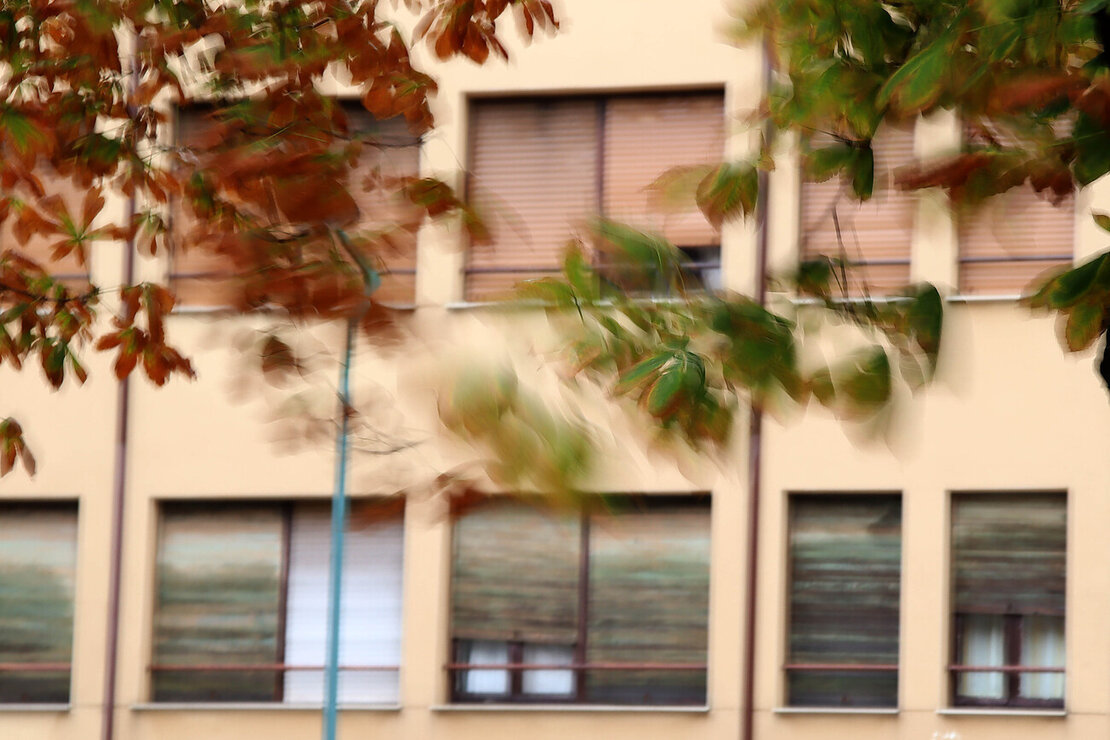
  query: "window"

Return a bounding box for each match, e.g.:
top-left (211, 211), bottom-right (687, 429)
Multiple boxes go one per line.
top-left (169, 103), bottom-right (420, 307)
top-left (785, 494), bottom-right (901, 708)
top-left (957, 189), bottom-right (1074, 297)
top-left (799, 125), bottom-right (916, 295)
top-left (465, 93), bottom-right (725, 300)
top-left (151, 501), bottom-right (403, 703)
top-left (449, 497), bottom-right (710, 705)
top-left (0, 503), bottom-right (78, 704)
top-left (950, 493), bottom-right (1066, 708)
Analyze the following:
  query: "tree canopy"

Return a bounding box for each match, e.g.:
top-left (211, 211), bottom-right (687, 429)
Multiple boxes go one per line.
top-left (0, 0), bottom-right (558, 476)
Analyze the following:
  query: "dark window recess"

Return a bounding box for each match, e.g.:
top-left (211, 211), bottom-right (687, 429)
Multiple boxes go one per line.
top-left (785, 494), bottom-right (902, 708)
top-left (950, 494), bottom-right (1066, 708)
top-left (449, 497), bottom-right (710, 705)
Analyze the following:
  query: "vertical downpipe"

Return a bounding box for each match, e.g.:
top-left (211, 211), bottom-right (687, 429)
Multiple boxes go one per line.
top-left (101, 47), bottom-right (140, 740)
top-left (322, 316), bottom-right (357, 740)
top-left (740, 39), bottom-right (775, 740)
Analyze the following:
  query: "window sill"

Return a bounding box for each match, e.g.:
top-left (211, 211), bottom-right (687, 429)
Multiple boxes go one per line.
top-left (0, 704), bottom-right (71, 713)
top-left (131, 702), bottom-right (401, 712)
top-left (773, 707), bottom-right (898, 716)
top-left (936, 708), bottom-right (1066, 717)
top-left (431, 703), bottom-right (709, 714)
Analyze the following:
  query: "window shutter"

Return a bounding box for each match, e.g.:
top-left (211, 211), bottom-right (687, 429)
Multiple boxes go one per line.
top-left (585, 501), bottom-right (710, 705)
top-left (152, 504), bottom-right (283, 702)
top-left (787, 495), bottom-right (901, 707)
top-left (451, 501), bottom-right (579, 645)
top-left (0, 504), bottom-right (77, 703)
top-left (602, 94), bottom-right (724, 247)
top-left (957, 189), bottom-right (1074, 296)
top-left (799, 126), bottom-right (916, 294)
top-left (466, 99), bottom-right (601, 300)
top-left (952, 494), bottom-right (1066, 616)
top-left (282, 502), bottom-right (403, 704)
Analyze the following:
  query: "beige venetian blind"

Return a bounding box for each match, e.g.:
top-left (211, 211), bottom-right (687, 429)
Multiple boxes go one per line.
top-left (957, 188), bottom-right (1074, 296)
top-left (466, 99), bottom-right (600, 300)
top-left (171, 105), bottom-right (420, 307)
top-left (603, 95), bottom-right (725, 247)
top-left (1, 176), bottom-right (91, 290)
top-left (799, 125), bottom-right (916, 294)
top-left (466, 93), bottom-right (725, 301)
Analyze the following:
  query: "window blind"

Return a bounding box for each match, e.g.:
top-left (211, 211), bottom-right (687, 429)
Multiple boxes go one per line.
top-left (451, 501), bottom-right (580, 646)
top-left (787, 495), bottom-right (902, 708)
top-left (585, 503), bottom-right (710, 705)
top-left (465, 94), bottom-right (725, 300)
top-left (0, 504), bottom-right (78, 703)
top-left (170, 105), bottom-right (420, 307)
top-left (799, 126), bottom-right (916, 295)
top-left (951, 494), bottom-right (1066, 616)
top-left (282, 502), bottom-right (403, 704)
top-left (957, 189), bottom-right (1074, 296)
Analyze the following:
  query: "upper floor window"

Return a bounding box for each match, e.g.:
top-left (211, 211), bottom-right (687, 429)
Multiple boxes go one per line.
top-left (786, 494), bottom-right (901, 708)
top-left (449, 496), bottom-right (710, 705)
top-left (0, 503), bottom-right (78, 704)
top-left (169, 103), bottom-right (420, 308)
top-left (151, 500), bottom-right (403, 704)
top-left (465, 93), bottom-right (725, 301)
top-left (950, 493), bottom-right (1066, 708)
top-left (799, 125), bottom-right (916, 296)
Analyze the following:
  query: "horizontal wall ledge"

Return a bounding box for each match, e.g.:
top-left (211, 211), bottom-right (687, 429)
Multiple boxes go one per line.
top-left (0, 704), bottom-right (70, 713)
top-left (772, 707), bottom-right (899, 716)
top-left (130, 703), bottom-right (401, 712)
top-left (935, 708), bottom-right (1066, 718)
top-left (430, 704), bottom-right (710, 714)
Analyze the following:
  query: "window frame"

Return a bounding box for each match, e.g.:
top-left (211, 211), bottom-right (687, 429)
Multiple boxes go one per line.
top-left (446, 494), bottom-right (711, 706)
top-left (947, 491), bottom-right (1067, 709)
top-left (462, 89), bottom-right (726, 301)
top-left (148, 498), bottom-right (404, 704)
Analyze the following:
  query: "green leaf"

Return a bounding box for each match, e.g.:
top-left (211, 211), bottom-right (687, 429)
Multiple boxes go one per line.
top-left (905, 283), bottom-right (944, 364)
top-left (1093, 212), bottom-right (1110, 234)
top-left (1065, 302), bottom-right (1105, 351)
top-left (614, 353), bottom-right (670, 394)
top-left (877, 34), bottom-right (951, 114)
top-left (850, 144), bottom-right (875, 200)
top-left (1048, 253), bottom-right (1108, 307)
top-left (646, 366), bottom-right (685, 418)
top-left (807, 142), bottom-right (856, 182)
top-left (840, 347), bottom-right (892, 409)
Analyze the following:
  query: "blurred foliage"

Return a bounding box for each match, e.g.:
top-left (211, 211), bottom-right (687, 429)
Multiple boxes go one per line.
top-left (513, 221), bottom-right (943, 449)
top-left (733, 0), bottom-right (1110, 389)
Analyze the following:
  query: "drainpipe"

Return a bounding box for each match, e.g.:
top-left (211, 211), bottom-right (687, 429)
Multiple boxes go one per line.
top-left (740, 38), bottom-right (775, 740)
top-left (322, 314), bottom-right (357, 740)
top-left (101, 135), bottom-right (138, 740)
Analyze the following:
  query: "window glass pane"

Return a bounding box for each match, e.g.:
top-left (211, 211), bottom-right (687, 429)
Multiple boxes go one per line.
top-left (0, 504), bottom-right (77, 703)
top-left (787, 494), bottom-right (901, 707)
top-left (152, 504), bottom-right (282, 702)
top-left (585, 501), bottom-right (710, 705)
top-left (451, 501), bottom-right (579, 646)
top-left (957, 614), bottom-right (1005, 700)
top-left (1020, 615), bottom-right (1064, 700)
top-left (455, 640), bottom-right (509, 696)
top-left (521, 644), bottom-right (574, 696)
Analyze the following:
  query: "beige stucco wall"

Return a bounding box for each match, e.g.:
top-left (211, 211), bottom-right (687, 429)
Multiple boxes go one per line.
top-left (2, 0), bottom-right (1109, 738)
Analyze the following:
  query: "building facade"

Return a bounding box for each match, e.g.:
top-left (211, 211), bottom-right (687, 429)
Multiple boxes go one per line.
top-left (3, 1), bottom-right (1110, 739)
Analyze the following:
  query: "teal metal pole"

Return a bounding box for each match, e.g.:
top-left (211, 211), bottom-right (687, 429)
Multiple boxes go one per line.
top-left (323, 315), bottom-right (356, 740)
